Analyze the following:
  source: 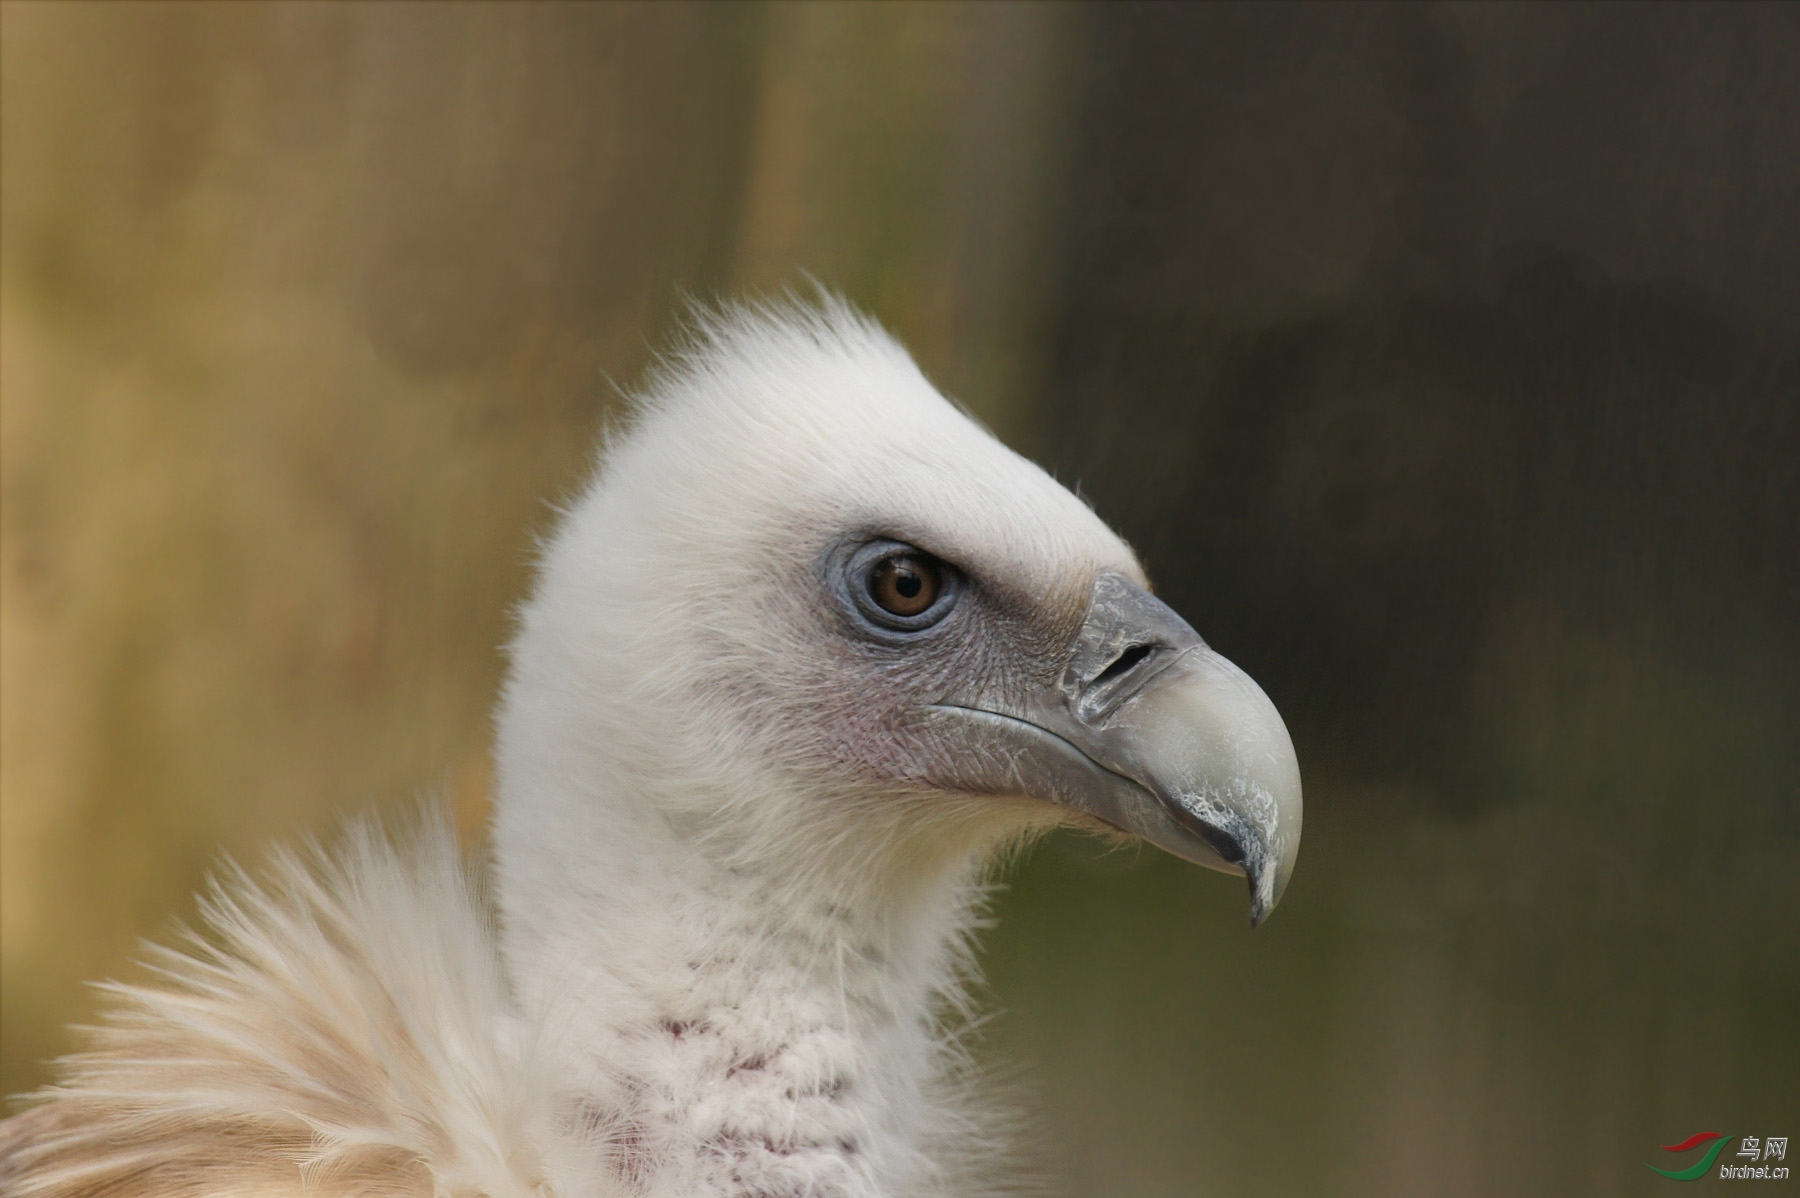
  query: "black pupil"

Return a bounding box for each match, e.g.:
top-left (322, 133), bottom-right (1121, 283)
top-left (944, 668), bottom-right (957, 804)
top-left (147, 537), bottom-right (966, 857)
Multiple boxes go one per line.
top-left (871, 555), bottom-right (938, 618)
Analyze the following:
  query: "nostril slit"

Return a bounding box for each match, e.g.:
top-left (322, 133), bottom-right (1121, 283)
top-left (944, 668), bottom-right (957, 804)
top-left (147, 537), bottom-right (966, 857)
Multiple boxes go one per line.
top-left (1094, 642), bottom-right (1155, 687)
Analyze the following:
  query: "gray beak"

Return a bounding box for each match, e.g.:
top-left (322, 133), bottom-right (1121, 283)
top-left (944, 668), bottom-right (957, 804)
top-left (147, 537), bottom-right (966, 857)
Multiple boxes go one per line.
top-left (924, 572), bottom-right (1303, 925)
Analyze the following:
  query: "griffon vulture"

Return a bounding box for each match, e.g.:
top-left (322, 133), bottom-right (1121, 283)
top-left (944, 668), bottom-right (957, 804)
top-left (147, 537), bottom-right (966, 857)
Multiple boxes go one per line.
top-left (1, 301), bottom-right (1302, 1198)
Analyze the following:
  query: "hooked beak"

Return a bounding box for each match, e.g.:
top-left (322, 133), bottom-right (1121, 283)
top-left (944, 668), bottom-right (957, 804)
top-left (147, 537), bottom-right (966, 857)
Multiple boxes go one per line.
top-left (923, 572), bottom-right (1303, 925)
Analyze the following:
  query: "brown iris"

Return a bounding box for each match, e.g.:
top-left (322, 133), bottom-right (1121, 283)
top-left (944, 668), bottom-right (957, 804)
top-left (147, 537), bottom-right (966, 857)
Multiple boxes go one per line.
top-left (868, 554), bottom-right (941, 617)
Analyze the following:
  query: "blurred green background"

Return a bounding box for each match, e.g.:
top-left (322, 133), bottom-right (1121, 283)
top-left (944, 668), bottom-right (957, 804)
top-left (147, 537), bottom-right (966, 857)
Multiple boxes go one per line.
top-left (2, 4), bottom-right (1795, 1194)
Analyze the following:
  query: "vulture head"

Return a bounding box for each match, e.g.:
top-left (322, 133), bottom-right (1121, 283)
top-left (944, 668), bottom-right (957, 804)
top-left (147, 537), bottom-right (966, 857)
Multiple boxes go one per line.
top-left (495, 301), bottom-right (1301, 960)
top-left (3, 299), bottom-right (1304, 1198)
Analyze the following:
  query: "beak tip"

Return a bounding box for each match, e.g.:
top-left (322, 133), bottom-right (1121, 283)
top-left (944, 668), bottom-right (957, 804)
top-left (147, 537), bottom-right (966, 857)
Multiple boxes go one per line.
top-left (1133, 645), bottom-right (1301, 927)
top-left (1246, 868), bottom-right (1279, 928)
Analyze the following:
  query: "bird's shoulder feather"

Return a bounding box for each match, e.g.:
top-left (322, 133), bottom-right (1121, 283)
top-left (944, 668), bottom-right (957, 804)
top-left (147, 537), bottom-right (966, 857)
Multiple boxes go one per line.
top-left (1, 813), bottom-right (567, 1198)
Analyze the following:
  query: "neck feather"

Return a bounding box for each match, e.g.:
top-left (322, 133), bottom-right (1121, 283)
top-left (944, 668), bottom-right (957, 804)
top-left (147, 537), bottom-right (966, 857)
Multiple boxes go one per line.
top-left (491, 769), bottom-right (1019, 1198)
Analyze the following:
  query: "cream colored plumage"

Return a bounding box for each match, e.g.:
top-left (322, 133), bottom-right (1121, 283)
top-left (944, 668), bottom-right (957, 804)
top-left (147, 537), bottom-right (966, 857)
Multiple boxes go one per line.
top-left (2, 301), bottom-right (1301, 1198)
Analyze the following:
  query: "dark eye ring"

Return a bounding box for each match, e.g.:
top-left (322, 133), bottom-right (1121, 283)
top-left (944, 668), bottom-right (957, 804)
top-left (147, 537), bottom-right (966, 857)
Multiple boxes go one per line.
top-left (841, 540), bottom-right (959, 633)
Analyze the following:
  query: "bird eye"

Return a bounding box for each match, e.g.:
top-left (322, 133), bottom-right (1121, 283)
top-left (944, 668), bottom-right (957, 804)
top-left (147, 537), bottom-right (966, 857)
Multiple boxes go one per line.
top-left (869, 554), bottom-right (941, 618)
top-left (836, 539), bottom-right (960, 634)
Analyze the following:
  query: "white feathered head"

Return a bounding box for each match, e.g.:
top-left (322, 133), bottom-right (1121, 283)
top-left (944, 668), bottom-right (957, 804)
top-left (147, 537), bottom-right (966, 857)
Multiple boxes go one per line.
top-left (495, 300), bottom-right (1300, 927)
